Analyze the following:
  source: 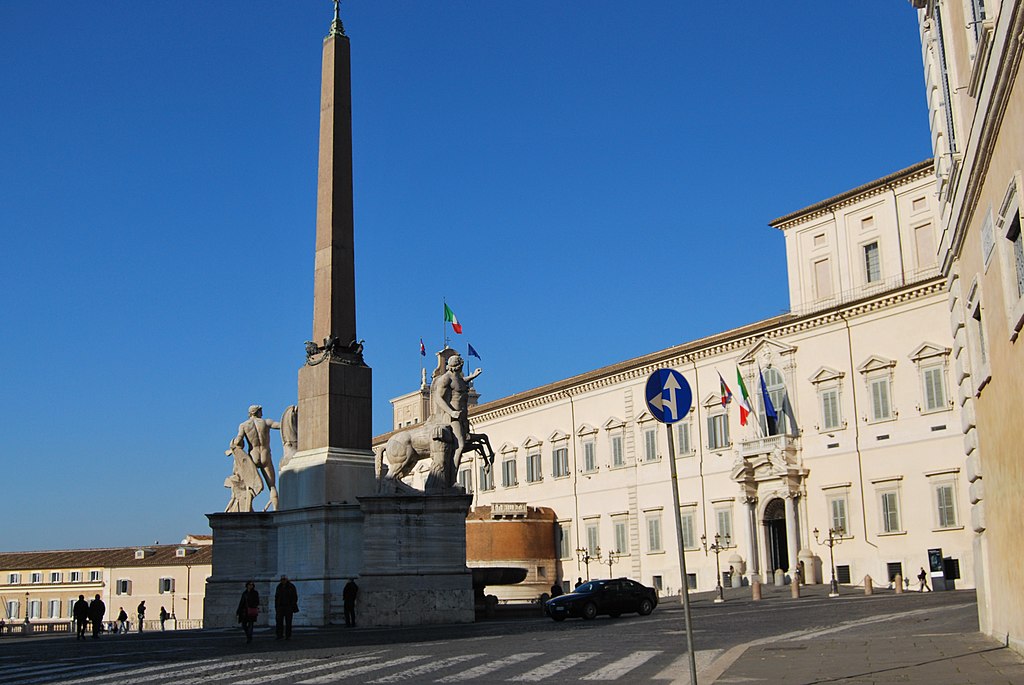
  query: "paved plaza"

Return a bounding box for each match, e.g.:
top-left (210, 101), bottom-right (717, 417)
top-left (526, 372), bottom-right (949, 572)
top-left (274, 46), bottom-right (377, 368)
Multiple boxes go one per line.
top-left (2, 586), bottom-right (1022, 683)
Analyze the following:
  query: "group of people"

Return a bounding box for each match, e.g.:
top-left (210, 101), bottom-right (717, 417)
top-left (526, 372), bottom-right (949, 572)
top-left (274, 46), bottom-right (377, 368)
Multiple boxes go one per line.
top-left (236, 576), bottom-right (360, 643)
top-left (71, 596), bottom-right (155, 639)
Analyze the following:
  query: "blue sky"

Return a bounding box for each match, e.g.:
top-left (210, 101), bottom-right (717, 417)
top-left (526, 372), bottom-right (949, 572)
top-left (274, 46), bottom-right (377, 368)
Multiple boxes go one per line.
top-left (0, 2), bottom-right (932, 551)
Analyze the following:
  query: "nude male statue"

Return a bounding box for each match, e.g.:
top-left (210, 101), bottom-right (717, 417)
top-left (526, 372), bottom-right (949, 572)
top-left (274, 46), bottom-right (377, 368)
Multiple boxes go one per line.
top-left (430, 354), bottom-right (481, 469)
top-left (233, 405), bottom-right (281, 511)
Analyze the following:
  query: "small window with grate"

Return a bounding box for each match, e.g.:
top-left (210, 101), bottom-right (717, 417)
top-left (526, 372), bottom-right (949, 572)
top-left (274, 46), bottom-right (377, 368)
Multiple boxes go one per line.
top-left (836, 565), bottom-right (851, 584)
top-left (886, 562), bottom-right (904, 583)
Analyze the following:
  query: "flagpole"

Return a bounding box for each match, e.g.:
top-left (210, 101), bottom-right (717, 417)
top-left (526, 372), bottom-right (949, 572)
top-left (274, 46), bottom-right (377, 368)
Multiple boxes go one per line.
top-left (442, 298), bottom-right (448, 349)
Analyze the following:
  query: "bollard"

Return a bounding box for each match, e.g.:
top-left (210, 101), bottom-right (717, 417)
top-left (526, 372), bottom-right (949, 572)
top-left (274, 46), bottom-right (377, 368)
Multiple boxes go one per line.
top-left (752, 580), bottom-right (762, 601)
top-left (894, 574), bottom-right (904, 594)
top-left (774, 569), bottom-right (785, 586)
top-left (790, 579), bottom-right (801, 599)
top-left (864, 575), bottom-right (874, 595)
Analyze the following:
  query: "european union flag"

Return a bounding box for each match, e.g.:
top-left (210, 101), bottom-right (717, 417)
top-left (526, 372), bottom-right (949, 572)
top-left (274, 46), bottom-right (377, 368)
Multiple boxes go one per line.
top-left (468, 343), bottom-right (481, 360)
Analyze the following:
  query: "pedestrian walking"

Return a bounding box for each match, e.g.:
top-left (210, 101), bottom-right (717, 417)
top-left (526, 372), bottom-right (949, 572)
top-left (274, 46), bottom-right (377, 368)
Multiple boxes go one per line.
top-left (274, 575), bottom-right (299, 640)
top-left (159, 606), bottom-right (169, 630)
top-left (918, 567), bottom-right (932, 592)
top-left (137, 601), bottom-right (146, 632)
top-left (236, 581), bottom-right (260, 643)
top-left (550, 582), bottom-right (563, 598)
top-left (73, 595), bottom-right (89, 640)
top-left (88, 594), bottom-right (105, 639)
top-left (117, 608), bottom-right (128, 634)
top-left (343, 578), bottom-right (358, 627)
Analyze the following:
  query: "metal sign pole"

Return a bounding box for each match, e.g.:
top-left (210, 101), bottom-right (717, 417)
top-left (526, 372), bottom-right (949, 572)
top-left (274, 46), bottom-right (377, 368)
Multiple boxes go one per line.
top-left (666, 423), bottom-right (698, 685)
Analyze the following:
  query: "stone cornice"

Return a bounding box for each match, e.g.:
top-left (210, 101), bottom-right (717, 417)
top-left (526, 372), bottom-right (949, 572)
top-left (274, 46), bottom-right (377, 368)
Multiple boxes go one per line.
top-left (459, 277), bottom-right (946, 428)
top-left (769, 160), bottom-right (935, 230)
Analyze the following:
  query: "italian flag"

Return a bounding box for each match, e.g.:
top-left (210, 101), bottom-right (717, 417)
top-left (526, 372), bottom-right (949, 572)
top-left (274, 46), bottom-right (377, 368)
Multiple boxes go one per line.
top-left (444, 303), bottom-right (463, 334)
top-left (735, 367), bottom-right (754, 426)
top-left (718, 371), bottom-right (733, 407)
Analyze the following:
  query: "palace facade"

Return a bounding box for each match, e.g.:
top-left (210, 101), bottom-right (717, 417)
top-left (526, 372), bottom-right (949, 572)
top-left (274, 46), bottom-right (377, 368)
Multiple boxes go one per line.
top-left (381, 161), bottom-right (976, 600)
top-left (909, 0), bottom-right (1024, 653)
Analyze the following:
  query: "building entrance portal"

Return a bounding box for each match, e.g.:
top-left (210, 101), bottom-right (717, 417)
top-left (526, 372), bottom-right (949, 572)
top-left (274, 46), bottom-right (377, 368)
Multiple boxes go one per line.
top-left (763, 498), bottom-right (788, 574)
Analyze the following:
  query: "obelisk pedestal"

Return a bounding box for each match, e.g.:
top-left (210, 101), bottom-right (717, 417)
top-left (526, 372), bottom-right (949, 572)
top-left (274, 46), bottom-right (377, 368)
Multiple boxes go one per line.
top-left (357, 493), bottom-right (475, 626)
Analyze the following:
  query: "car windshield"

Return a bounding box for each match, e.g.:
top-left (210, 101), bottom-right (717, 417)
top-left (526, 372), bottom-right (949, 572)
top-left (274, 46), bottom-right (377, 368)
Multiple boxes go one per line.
top-left (575, 582), bottom-right (602, 593)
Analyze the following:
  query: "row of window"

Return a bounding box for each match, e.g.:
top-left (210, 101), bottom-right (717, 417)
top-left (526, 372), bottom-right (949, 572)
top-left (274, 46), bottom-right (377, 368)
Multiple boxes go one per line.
top-left (114, 577), bottom-right (175, 596)
top-left (552, 482), bottom-right (959, 560)
top-left (3, 577), bottom-right (179, 619)
top-left (5, 570), bottom-right (102, 586)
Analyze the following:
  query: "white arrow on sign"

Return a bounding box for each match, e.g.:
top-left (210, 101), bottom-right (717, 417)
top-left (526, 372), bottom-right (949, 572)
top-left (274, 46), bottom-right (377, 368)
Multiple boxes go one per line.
top-left (661, 372), bottom-right (682, 422)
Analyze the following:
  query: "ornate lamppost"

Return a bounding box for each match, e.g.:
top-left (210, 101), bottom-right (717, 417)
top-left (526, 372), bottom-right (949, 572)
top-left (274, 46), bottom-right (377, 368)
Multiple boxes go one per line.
top-left (700, 533), bottom-right (730, 603)
top-left (24, 592), bottom-right (30, 625)
top-left (813, 526), bottom-right (844, 597)
top-left (575, 546), bottom-right (601, 581)
top-left (603, 549), bottom-right (624, 578)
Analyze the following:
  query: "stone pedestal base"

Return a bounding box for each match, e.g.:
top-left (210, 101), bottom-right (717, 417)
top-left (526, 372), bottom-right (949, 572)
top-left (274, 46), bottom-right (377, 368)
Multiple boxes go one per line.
top-left (278, 446), bottom-right (375, 509)
top-left (357, 493), bottom-right (474, 626)
top-left (205, 504), bottom-right (366, 628)
top-left (204, 512), bottom-right (278, 628)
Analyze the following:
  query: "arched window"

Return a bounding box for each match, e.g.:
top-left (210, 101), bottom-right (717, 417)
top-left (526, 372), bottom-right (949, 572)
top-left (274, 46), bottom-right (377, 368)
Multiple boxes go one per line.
top-left (760, 367), bottom-right (790, 436)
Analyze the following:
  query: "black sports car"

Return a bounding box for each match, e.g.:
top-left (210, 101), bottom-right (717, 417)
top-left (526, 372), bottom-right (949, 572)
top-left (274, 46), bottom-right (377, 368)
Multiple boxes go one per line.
top-left (544, 578), bottom-right (658, 621)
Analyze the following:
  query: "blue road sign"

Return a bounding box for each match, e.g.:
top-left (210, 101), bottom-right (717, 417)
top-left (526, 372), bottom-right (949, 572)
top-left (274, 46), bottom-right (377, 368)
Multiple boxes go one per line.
top-left (645, 369), bottom-right (693, 424)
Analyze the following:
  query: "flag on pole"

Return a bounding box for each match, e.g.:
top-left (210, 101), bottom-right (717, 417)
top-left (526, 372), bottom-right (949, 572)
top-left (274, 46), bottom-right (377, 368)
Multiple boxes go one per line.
top-left (443, 303), bottom-right (463, 334)
top-left (734, 367), bottom-right (754, 426)
top-left (468, 343), bottom-right (481, 360)
top-left (759, 366), bottom-right (778, 419)
top-left (419, 338), bottom-right (426, 357)
top-left (717, 371), bottom-right (733, 407)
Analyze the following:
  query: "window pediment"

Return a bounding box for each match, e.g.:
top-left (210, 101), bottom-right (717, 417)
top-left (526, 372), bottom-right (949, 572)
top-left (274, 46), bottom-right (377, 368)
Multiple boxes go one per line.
top-left (909, 342), bottom-right (951, 363)
top-left (738, 338), bottom-right (797, 367)
top-left (499, 442), bottom-right (518, 455)
top-left (857, 355), bottom-right (896, 375)
top-left (702, 393), bottom-right (725, 410)
top-left (576, 423), bottom-right (598, 437)
top-left (602, 417), bottom-right (625, 430)
top-left (635, 411), bottom-right (656, 424)
top-left (549, 429), bottom-right (570, 443)
top-left (809, 366), bottom-right (845, 385)
top-left (522, 435), bottom-right (543, 449)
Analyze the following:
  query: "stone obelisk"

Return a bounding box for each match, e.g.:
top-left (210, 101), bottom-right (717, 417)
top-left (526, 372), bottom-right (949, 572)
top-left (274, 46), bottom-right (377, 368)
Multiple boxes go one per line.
top-left (279, 6), bottom-right (375, 508)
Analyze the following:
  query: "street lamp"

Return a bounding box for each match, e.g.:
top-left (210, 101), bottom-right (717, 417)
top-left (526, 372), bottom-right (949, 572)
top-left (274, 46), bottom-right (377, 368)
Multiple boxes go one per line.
top-left (24, 592), bottom-right (30, 624)
top-left (575, 546), bottom-right (602, 581)
top-left (813, 526), bottom-right (844, 597)
top-left (700, 532), bottom-right (731, 603)
top-left (603, 549), bottom-right (624, 578)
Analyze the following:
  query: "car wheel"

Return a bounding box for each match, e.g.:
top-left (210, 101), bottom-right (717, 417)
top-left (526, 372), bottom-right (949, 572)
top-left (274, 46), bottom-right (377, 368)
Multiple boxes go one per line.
top-left (638, 598), bottom-right (654, 616)
top-left (581, 602), bottom-right (598, 620)
top-left (608, 611), bottom-right (621, 618)
top-left (551, 614), bottom-right (566, 622)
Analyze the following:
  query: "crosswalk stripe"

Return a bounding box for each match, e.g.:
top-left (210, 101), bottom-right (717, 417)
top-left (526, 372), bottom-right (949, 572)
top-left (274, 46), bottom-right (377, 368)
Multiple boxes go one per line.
top-left (172, 658), bottom-right (323, 685)
top-left (581, 651), bottom-right (661, 680)
top-left (2, 662), bottom-right (80, 677)
top-left (435, 652), bottom-right (543, 682)
top-left (508, 652), bottom-right (600, 682)
top-left (49, 660), bottom-right (211, 685)
top-left (298, 655), bottom-right (429, 684)
top-left (233, 654), bottom-right (384, 685)
top-left (368, 654), bottom-right (483, 683)
top-left (10, 663), bottom-right (127, 685)
top-left (115, 658), bottom-right (264, 685)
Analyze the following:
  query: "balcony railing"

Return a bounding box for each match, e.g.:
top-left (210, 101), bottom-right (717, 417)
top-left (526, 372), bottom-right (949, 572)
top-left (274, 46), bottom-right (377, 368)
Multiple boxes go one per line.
top-left (738, 433), bottom-right (800, 458)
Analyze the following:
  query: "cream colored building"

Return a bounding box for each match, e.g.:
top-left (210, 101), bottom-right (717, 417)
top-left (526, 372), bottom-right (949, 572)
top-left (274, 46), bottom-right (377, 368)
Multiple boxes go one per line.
top-left (910, 0), bottom-right (1024, 653)
top-left (0, 536), bottom-right (211, 632)
top-left (382, 162), bottom-right (976, 600)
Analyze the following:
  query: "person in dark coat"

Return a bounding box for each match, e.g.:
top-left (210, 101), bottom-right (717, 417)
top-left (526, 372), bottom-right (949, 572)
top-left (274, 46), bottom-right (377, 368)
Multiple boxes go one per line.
top-left (550, 582), bottom-right (564, 598)
top-left (236, 581), bottom-right (259, 643)
top-left (72, 595), bottom-right (89, 640)
top-left (159, 606), bottom-right (169, 630)
top-left (88, 594), bottom-right (106, 639)
top-left (137, 601), bottom-right (146, 632)
top-left (274, 575), bottom-right (299, 640)
top-left (117, 607), bottom-right (128, 634)
top-left (342, 578), bottom-right (358, 627)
